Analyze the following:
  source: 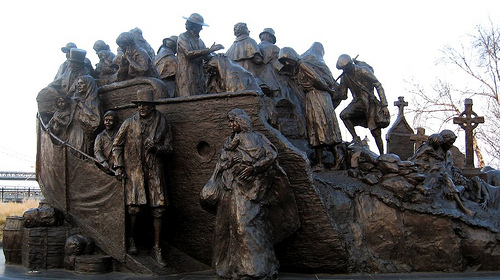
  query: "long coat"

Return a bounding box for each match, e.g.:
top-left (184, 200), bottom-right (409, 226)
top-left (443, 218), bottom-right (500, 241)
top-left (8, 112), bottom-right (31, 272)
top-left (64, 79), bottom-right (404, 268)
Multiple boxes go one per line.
top-left (295, 60), bottom-right (342, 147)
top-left (226, 35), bottom-right (262, 75)
top-left (201, 116), bottom-right (299, 279)
top-left (112, 110), bottom-right (172, 207)
top-left (176, 31), bottom-right (211, 96)
top-left (154, 47), bottom-right (178, 97)
top-left (94, 128), bottom-right (117, 168)
top-left (66, 76), bottom-right (101, 157)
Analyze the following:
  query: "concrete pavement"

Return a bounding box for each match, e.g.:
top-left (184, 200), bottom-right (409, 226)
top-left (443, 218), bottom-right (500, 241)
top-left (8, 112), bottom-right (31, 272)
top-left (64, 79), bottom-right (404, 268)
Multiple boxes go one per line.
top-left (1, 249), bottom-right (500, 279)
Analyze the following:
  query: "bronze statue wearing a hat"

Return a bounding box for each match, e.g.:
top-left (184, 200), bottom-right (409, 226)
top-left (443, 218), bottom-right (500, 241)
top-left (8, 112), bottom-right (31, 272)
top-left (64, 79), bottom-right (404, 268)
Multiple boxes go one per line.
top-left (176, 13), bottom-right (224, 97)
top-left (182, 13), bottom-right (208, 27)
top-left (112, 88), bottom-right (172, 266)
top-left (54, 43), bottom-right (94, 81)
top-left (68, 49), bottom-right (87, 64)
top-left (155, 36), bottom-right (179, 98)
top-left (259, 28), bottom-right (276, 44)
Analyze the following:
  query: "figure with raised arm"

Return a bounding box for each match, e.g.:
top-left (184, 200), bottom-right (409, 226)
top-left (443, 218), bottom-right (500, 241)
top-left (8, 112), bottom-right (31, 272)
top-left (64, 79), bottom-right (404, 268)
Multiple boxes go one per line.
top-left (176, 13), bottom-right (224, 96)
top-left (115, 31), bottom-right (160, 81)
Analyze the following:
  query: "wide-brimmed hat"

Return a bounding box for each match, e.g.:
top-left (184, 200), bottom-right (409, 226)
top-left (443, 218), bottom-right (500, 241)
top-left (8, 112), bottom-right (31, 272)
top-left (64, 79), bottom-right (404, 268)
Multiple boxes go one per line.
top-left (132, 89), bottom-right (160, 104)
top-left (259, 28), bottom-right (276, 44)
top-left (67, 48), bottom-right (87, 63)
top-left (183, 13), bottom-right (209, 27)
top-left (61, 42), bottom-right (77, 53)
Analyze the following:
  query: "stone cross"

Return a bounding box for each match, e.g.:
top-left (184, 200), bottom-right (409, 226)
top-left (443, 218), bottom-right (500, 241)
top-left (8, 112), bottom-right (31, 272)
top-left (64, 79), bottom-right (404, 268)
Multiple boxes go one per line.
top-left (453, 99), bottom-right (484, 168)
top-left (394, 96), bottom-right (408, 118)
top-left (387, 96), bottom-right (415, 160)
top-left (409, 127), bottom-right (428, 151)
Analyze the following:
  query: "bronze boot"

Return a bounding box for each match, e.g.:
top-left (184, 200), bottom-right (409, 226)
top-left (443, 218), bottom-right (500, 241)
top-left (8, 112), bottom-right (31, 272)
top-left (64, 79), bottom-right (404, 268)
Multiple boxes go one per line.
top-left (151, 245), bottom-right (167, 267)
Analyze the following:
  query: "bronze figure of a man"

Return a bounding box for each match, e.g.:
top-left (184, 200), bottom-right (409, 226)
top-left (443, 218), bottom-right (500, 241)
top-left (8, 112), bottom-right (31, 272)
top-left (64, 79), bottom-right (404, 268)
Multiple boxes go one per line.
top-left (176, 13), bottom-right (224, 96)
top-left (115, 31), bottom-right (160, 81)
top-left (336, 54), bottom-right (389, 155)
top-left (112, 89), bottom-right (173, 266)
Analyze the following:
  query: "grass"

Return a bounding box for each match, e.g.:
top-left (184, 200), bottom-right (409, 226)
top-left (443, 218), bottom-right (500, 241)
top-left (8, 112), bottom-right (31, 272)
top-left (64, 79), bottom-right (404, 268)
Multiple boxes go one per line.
top-left (0, 199), bottom-right (40, 241)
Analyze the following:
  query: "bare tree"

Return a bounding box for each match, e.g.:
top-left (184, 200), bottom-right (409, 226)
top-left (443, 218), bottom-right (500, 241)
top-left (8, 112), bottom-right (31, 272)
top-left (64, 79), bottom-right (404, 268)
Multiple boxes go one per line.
top-left (409, 20), bottom-right (500, 168)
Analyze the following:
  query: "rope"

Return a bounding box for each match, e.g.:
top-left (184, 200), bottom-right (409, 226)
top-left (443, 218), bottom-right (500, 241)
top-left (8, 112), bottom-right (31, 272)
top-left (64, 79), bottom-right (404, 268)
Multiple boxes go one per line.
top-left (37, 112), bottom-right (102, 165)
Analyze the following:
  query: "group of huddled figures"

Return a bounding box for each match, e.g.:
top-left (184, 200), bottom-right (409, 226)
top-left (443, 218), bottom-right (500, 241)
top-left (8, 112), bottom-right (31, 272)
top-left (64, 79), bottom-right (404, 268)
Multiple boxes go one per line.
top-left (43, 12), bottom-right (391, 173)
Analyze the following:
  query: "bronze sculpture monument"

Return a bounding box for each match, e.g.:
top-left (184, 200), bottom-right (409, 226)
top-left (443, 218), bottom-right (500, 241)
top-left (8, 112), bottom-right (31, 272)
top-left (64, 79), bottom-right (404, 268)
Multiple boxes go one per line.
top-left (226, 22), bottom-right (263, 75)
top-left (19, 12), bottom-right (500, 279)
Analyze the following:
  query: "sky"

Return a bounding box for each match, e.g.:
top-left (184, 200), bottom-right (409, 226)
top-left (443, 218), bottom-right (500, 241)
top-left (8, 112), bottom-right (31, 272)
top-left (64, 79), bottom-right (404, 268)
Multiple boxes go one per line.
top-left (1, 0), bottom-right (500, 171)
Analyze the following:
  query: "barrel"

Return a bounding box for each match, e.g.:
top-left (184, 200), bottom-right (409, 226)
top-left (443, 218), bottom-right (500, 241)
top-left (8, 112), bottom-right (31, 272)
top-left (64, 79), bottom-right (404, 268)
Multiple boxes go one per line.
top-left (3, 215), bottom-right (24, 264)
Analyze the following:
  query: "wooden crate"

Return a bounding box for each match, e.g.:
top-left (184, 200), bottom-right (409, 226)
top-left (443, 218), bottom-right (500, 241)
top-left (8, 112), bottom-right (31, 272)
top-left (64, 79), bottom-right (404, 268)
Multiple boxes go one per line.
top-left (21, 227), bottom-right (69, 269)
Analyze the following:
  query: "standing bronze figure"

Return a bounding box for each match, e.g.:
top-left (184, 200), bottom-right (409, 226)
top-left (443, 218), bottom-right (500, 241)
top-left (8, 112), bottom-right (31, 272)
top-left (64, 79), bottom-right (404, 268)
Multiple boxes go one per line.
top-left (257, 28), bottom-right (283, 96)
top-left (50, 48), bottom-right (93, 97)
top-left (155, 36), bottom-right (178, 98)
top-left (336, 54), bottom-right (389, 155)
top-left (93, 40), bottom-right (117, 84)
top-left (279, 45), bottom-right (343, 171)
top-left (54, 42), bottom-right (95, 81)
top-left (94, 110), bottom-right (119, 174)
top-left (112, 89), bottom-right (173, 266)
top-left (201, 108), bottom-right (299, 280)
top-left (176, 13), bottom-right (224, 96)
top-left (66, 75), bottom-right (101, 157)
top-left (226, 22), bottom-right (263, 75)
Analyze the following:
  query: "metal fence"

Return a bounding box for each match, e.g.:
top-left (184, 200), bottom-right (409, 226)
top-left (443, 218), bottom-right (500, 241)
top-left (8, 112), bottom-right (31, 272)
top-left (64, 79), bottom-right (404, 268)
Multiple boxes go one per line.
top-left (0, 187), bottom-right (43, 203)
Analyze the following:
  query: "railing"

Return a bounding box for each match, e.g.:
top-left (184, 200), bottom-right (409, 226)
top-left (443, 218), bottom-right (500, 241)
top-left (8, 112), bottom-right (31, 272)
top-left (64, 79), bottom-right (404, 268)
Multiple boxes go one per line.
top-left (0, 187), bottom-right (43, 203)
top-left (0, 172), bottom-right (36, 181)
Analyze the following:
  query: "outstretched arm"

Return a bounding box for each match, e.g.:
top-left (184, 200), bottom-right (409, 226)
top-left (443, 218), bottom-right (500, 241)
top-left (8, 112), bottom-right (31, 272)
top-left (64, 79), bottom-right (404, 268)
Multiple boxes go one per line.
top-left (178, 38), bottom-right (224, 61)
